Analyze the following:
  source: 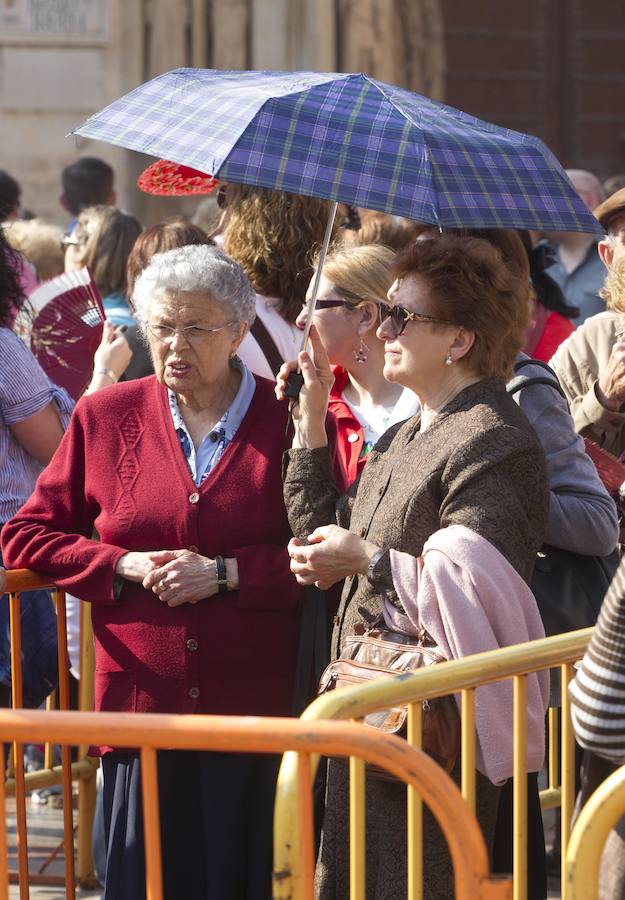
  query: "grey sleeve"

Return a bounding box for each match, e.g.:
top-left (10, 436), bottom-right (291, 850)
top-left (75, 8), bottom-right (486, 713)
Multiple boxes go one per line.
top-left (513, 372), bottom-right (619, 556)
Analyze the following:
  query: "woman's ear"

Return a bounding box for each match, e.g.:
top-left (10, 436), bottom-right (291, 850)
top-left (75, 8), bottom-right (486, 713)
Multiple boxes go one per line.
top-left (450, 327), bottom-right (475, 362)
top-left (357, 301), bottom-right (380, 335)
top-left (230, 321), bottom-right (249, 354)
top-left (599, 238), bottom-right (614, 271)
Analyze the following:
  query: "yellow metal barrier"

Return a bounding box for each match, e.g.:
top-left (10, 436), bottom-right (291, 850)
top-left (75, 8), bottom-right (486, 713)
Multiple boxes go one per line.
top-left (566, 762), bottom-right (625, 900)
top-left (275, 628), bottom-right (592, 900)
top-left (3, 570), bottom-right (98, 896)
top-left (0, 708), bottom-right (512, 900)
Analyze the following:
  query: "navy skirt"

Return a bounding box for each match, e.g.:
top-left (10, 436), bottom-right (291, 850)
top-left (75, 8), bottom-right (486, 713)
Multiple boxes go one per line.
top-left (101, 750), bottom-right (279, 900)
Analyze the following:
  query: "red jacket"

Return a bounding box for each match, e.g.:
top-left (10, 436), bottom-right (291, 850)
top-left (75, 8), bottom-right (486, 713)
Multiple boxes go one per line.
top-left (2, 375), bottom-right (303, 735)
top-left (533, 311), bottom-right (575, 363)
top-left (328, 367), bottom-right (368, 492)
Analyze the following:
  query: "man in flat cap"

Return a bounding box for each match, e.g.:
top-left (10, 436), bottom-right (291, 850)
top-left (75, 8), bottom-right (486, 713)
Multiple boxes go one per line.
top-left (551, 188), bottom-right (625, 456)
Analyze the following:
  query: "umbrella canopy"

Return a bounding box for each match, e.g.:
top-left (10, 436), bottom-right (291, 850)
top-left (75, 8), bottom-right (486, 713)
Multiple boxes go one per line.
top-left (73, 68), bottom-right (602, 235)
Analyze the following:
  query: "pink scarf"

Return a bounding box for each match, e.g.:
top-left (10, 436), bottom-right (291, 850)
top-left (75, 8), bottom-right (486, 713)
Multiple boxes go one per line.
top-left (383, 525), bottom-right (548, 785)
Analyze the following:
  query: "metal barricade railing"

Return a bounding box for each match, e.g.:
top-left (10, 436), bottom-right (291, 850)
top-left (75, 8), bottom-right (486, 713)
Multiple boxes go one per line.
top-left (0, 708), bottom-right (513, 900)
top-left (3, 569), bottom-right (98, 897)
top-left (566, 762), bottom-right (625, 900)
top-left (274, 628), bottom-right (593, 900)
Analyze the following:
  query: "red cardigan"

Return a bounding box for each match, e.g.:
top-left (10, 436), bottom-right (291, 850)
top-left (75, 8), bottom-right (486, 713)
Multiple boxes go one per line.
top-left (2, 375), bottom-right (303, 729)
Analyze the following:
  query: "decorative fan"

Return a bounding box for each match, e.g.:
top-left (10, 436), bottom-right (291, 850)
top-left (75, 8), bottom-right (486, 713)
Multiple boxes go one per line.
top-left (584, 438), bottom-right (625, 494)
top-left (15, 268), bottom-right (105, 400)
top-left (137, 159), bottom-right (218, 196)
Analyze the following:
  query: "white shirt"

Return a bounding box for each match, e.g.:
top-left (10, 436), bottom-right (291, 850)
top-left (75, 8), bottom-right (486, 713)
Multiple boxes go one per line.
top-left (237, 294), bottom-right (301, 380)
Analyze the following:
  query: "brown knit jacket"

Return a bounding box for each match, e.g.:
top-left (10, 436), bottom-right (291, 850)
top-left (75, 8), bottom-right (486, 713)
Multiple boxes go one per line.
top-left (283, 377), bottom-right (549, 658)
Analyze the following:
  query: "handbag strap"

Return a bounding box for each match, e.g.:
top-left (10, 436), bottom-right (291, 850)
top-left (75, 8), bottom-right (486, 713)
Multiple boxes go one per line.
top-left (507, 357), bottom-right (567, 402)
top-left (250, 316), bottom-right (284, 378)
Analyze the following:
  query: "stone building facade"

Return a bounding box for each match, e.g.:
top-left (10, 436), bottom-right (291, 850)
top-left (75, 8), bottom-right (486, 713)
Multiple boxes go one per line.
top-left (1, 0), bottom-right (624, 229)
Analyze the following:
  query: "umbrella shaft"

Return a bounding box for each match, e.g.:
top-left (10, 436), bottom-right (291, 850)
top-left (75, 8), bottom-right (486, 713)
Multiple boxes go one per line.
top-left (299, 201), bottom-right (338, 354)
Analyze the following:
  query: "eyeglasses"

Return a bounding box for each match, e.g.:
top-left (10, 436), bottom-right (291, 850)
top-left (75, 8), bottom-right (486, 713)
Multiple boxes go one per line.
top-left (378, 301), bottom-right (450, 337)
top-left (303, 298), bottom-right (347, 312)
top-left (148, 322), bottom-right (236, 344)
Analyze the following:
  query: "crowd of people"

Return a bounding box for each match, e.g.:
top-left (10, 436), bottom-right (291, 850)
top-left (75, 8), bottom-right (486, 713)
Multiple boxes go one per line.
top-left (1, 154), bottom-right (625, 899)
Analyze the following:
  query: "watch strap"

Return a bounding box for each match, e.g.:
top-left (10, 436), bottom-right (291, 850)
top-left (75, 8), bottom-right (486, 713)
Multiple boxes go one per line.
top-left (215, 554), bottom-right (228, 593)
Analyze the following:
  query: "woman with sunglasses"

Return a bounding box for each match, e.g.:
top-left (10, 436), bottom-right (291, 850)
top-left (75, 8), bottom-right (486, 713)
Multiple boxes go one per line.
top-left (3, 244), bottom-right (304, 900)
top-left (278, 234), bottom-right (550, 900)
top-left (296, 244), bottom-right (419, 491)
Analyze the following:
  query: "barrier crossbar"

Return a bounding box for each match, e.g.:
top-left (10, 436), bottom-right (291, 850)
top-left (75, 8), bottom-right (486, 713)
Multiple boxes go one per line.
top-left (274, 628), bottom-right (593, 900)
top-left (0, 708), bottom-right (513, 900)
top-left (3, 570), bottom-right (98, 897)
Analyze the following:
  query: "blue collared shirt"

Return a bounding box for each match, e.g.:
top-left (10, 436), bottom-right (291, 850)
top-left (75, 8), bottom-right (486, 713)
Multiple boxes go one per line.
top-left (547, 240), bottom-right (607, 325)
top-left (168, 359), bottom-right (256, 485)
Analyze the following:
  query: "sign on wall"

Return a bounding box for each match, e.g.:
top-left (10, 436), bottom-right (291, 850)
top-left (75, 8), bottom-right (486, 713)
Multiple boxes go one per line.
top-left (1, 0), bottom-right (109, 42)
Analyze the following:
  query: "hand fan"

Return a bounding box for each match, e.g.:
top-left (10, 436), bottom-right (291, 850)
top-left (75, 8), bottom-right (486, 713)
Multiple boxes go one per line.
top-left (583, 438), bottom-right (625, 494)
top-left (14, 267), bottom-right (105, 400)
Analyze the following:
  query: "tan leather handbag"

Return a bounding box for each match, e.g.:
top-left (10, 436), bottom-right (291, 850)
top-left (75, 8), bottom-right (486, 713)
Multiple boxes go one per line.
top-left (318, 619), bottom-right (460, 779)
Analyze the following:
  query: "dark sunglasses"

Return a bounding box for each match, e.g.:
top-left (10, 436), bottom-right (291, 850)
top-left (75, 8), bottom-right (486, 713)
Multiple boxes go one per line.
top-left (378, 301), bottom-right (449, 336)
top-left (303, 298), bottom-right (347, 311)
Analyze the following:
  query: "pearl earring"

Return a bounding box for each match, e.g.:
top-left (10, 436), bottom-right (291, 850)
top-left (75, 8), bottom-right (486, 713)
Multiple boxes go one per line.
top-left (354, 337), bottom-right (369, 364)
top-left (445, 352), bottom-right (453, 366)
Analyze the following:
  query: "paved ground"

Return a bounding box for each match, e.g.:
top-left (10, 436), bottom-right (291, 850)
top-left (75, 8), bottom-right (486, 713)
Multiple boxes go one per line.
top-left (7, 796), bottom-right (100, 899)
top-left (7, 794), bottom-right (563, 899)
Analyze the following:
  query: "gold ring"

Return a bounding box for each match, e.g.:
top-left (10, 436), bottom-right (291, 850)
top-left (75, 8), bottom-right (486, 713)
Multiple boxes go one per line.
top-left (159, 580), bottom-right (166, 592)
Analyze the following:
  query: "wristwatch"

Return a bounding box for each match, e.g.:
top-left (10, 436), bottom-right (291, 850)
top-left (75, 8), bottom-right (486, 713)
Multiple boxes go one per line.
top-left (367, 548), bottom-right (388, 583)
top-left (214, 555), bottom-right (228, 593)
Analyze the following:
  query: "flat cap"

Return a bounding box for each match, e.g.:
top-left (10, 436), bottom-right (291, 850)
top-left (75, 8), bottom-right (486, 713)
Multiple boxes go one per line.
top-left (594, 187), bottom-right (625, 231)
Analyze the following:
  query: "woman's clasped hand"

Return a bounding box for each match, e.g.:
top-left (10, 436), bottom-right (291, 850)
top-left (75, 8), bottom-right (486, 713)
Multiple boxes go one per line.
top-left (288, 525), bottom-right (380, 590)
top-left (114, 548), bottom-right (231, 605)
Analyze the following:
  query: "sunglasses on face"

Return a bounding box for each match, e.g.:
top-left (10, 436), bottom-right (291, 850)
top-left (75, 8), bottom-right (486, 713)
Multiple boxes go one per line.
top-left (302, 298), bottom-right (347, 311)
top-left (378, 301), bottom-right (450, 336)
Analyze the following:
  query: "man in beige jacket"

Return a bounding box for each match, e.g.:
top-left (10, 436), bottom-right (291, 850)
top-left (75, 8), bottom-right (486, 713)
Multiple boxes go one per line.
top-left (551, 188), bottom-right (625, 456)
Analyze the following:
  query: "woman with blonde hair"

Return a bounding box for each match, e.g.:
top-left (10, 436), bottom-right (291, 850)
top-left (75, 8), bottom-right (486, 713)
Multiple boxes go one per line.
top-left (5, 219), bottom-right (65, 282)
top-left (220, 184), bottom-right (335, 378)
top-left (64, 205), bottom-right (142, 328)
top-left (296, 243), bottom-right (419, 491)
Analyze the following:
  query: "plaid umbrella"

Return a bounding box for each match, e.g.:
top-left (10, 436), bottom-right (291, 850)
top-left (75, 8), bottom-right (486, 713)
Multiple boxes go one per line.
top-left (73, 68), bottom-right (602, 235)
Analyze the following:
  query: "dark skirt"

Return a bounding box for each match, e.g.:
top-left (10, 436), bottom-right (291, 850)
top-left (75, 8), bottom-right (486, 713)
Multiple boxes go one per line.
top-left (101, 749), bottom-right (279, 900)
top-left (315, 756), bottom-right (501, 900)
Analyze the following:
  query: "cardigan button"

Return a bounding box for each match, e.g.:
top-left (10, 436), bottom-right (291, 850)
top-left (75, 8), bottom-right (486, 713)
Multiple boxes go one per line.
top-left (188, 687), bottom-right (200, 699)
top-left (348, 433), bottom-right (359, 443)
top-left (186, 638), bottom-right (198, 652)
top-left (360, 527), bottom-right (367, 537)
top-left (189, 492), bottom-right (200, 504)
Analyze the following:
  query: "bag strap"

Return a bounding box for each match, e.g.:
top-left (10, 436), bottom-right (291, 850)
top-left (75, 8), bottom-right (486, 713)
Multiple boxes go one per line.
top-left (507, 375), bottom-right (567, 401)
top-left (507, 358), bottom-right (567, 402)
top-left (513, 357), bottom-right (560, 378)
top-left (251, 316), bottom-right (284, 378)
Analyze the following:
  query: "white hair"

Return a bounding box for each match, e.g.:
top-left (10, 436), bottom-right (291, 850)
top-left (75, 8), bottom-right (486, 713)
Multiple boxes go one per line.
top-left (132, 244), bottom-right (256, 329)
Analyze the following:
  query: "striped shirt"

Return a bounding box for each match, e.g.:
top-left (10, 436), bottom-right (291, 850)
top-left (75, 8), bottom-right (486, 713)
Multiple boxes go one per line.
top-left (0, 327), bottom-right (74, 524)
top-left (570, 558), bottom-right (625, 761)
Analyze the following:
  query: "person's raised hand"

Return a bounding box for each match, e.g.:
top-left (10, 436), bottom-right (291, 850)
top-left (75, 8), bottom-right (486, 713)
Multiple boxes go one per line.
top-left (94, 321), bottom-right (132, 381)
top-left (597, 340), bottom-right (625, 411)
top-left (276, 326), bottom-right (334, 449)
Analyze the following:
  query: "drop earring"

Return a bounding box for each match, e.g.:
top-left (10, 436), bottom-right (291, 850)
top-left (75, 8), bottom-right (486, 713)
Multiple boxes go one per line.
top-left (354, 337), bottom-right (369, 364)
top-left (445, 351), bottom-right (453, 366)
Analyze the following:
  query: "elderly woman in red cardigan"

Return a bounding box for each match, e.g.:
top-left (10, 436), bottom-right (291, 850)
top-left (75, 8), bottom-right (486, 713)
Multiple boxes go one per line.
top-left (2, 244), bottom-right (303, 900)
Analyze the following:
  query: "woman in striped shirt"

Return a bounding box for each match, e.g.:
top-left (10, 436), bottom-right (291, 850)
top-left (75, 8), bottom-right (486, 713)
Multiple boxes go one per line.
top-left (570, 560), bottom-right (625, 899)
top-left (0, 227), bottom-right (130, 707)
